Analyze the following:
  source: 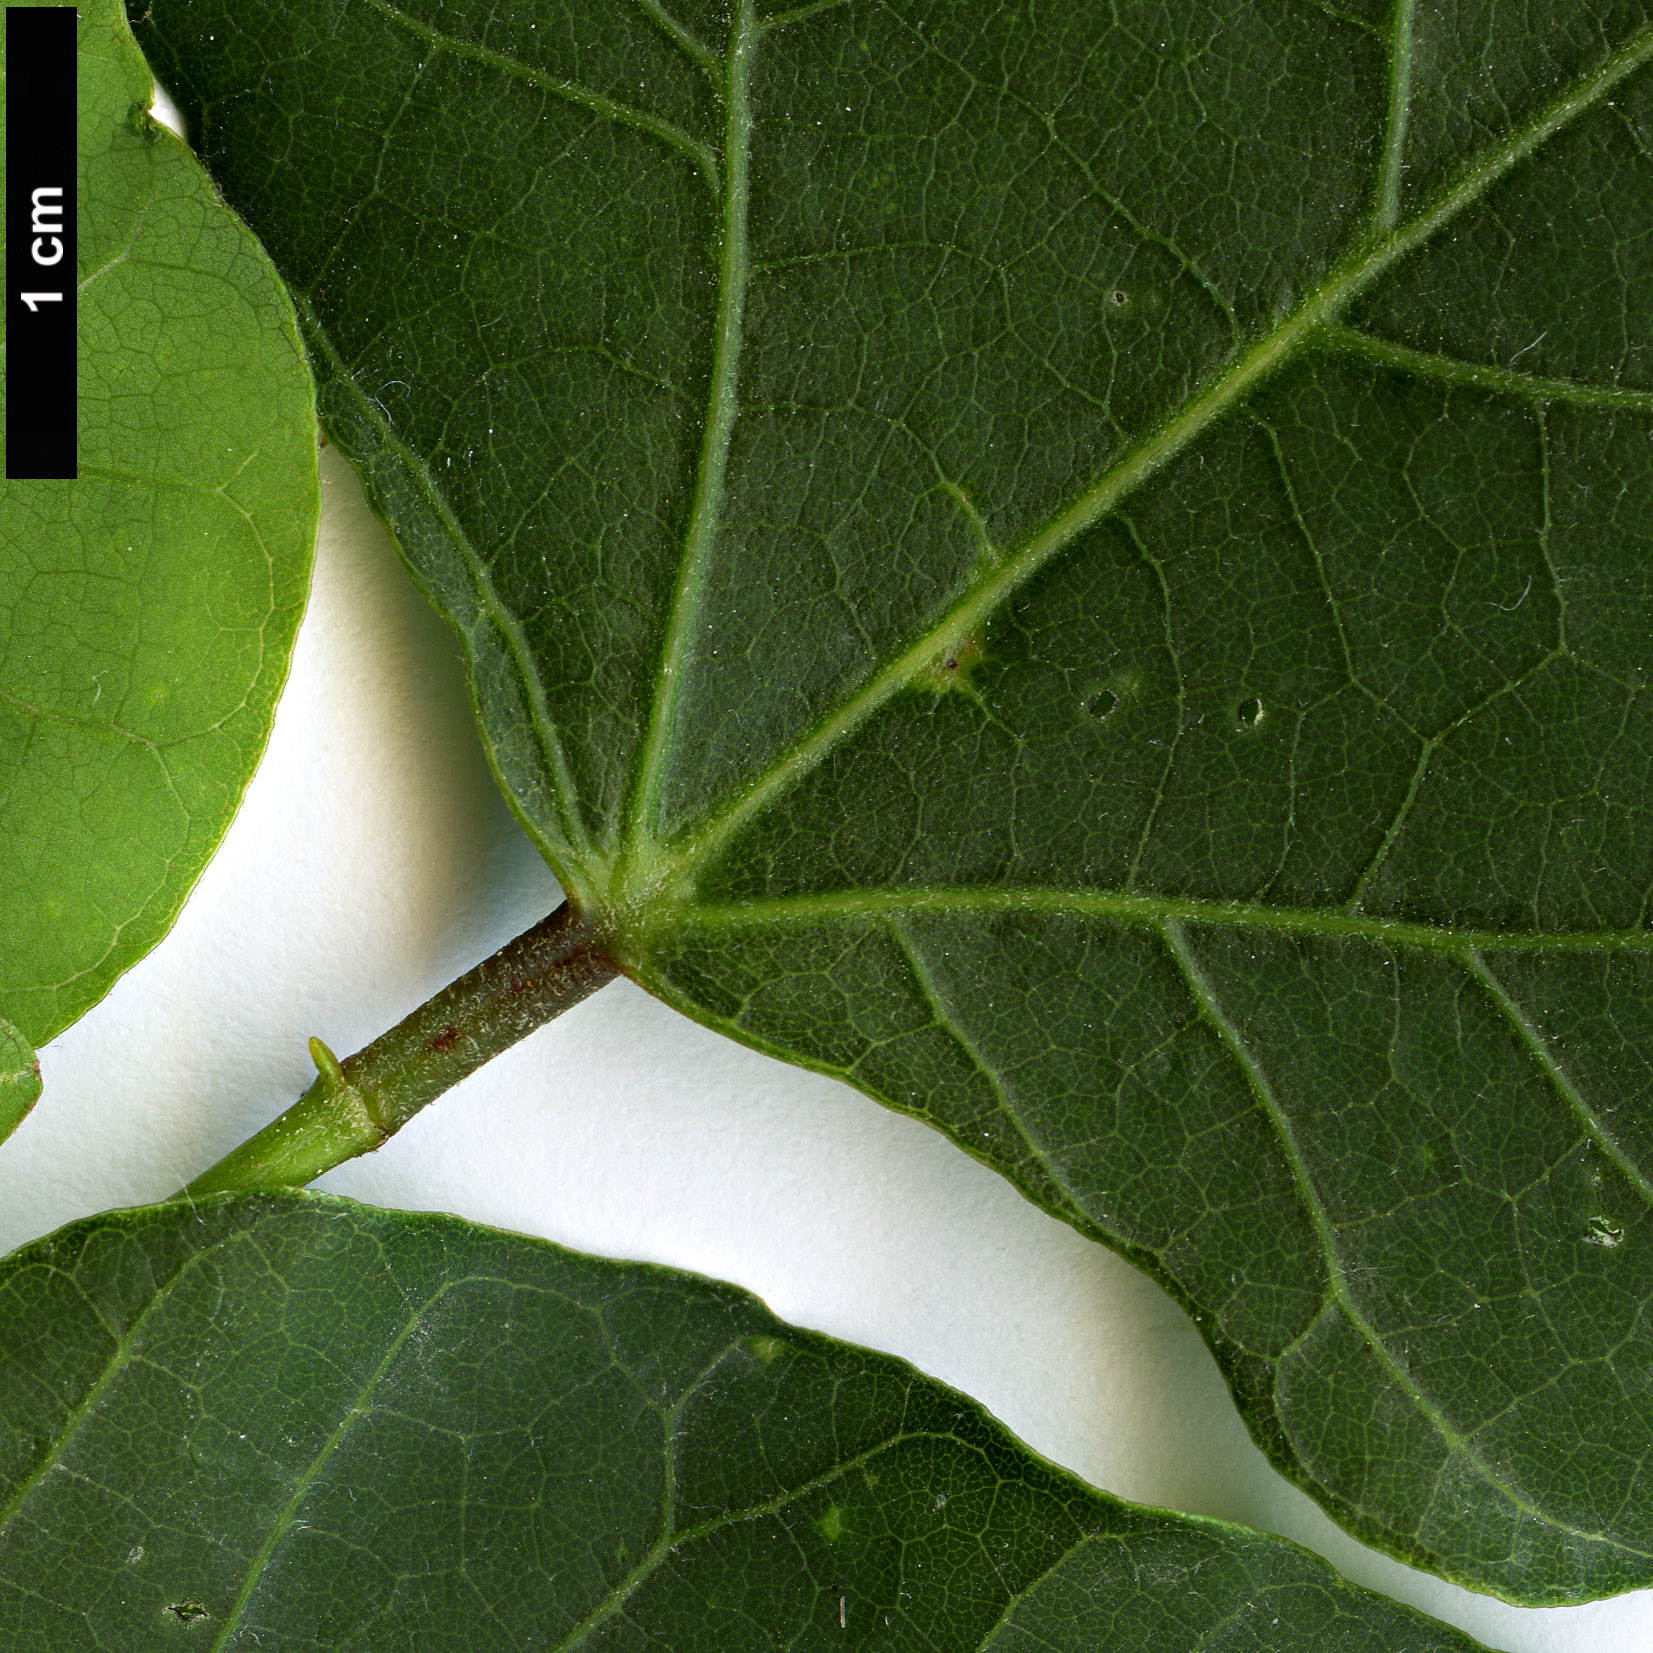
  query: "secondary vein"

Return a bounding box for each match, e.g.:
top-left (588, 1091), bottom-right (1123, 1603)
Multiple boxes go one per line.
top-left (207, 1280), bottom-right (461, 1651)
top-left (887, 916), bottom-right (1082, 1210)
top-left (655, 18), bottom-right (1653, 892)
top-left (1326, 323), bottom-right (1653, 410)
top-left (555, 1426), bottom-right (982, 1649)
top-left (0, 1234), bottom-right (226, 1541)
top-left (628, 0), bottom-right (724, 87)
top-left (352, 0), bottom-right (720, 193)
top-left (1159, 920), bottom-right (1610, 1547)
top-left (1461, 949), bottom-right (1653, 1207)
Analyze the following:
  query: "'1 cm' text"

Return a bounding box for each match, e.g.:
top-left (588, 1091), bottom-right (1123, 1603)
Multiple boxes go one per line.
top-left (19, 187), bottom-right (65, 312)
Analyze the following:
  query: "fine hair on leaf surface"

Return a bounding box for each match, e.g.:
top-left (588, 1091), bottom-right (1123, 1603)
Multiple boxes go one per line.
top-left (7, 0), bottom-right (1640, 1621)
top-left (0, 1190), bottom-right (1496, 1650)
top-left (129, 0), bottom-right (1653, 1607)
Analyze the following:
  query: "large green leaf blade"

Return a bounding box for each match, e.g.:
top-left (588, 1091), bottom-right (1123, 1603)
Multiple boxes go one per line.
top-left (0, 1191), bottom-right (1492, 1650)
top-left (133, 0), bottom-right (1653, 1601)
top-left (0, 0), bottom-right (317, 1046)
top-left (644, 373), bottom-right (1653, 1598)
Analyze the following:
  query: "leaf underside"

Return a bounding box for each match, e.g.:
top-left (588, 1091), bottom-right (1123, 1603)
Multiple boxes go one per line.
top-left (0, 0), bottom-right (317, 1048)
top-left (136, 0), bottom-right (1653, 1603)
top-left (0, 1192), bottom-right (1490, 1651)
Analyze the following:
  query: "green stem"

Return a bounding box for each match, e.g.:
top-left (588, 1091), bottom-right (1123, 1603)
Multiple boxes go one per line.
top-left (185, 902), bottom-right (617, 1196)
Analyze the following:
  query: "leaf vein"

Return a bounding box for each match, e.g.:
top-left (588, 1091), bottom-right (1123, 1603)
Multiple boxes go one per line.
top-left (1459, 949), bottom-right (1653, 1208)
top-left (0, 1227), bottom-right (231, 1541)
top-left (1325, 324), bottom-right (1653, 410)
top-left (207, 1277), bottom-right (467, 1649)
top-left (671, 886), bottom-right (1653, 954)
top-left (887, 917), bottom-right (1083, 1214)
top-left (1344, 646), bottom-right (1567, 912)
top-left (1375, 0), bottom-right (1417, 227)
top-left (1158, 920), bottom-right (1609, 1549)
top-left (655, 18), bottom-right (1653, 889)
top-left (627, 0), bottom-right (723, 87)
top-left (554, 1426), bottom-right (994, 1649)
top-left (619, 0), bottom-right (758, 859)
top-left (350, 0), bottom-right (720, 192)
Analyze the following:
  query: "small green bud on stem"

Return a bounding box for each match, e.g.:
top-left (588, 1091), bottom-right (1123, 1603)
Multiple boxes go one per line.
top-left (185, 902), bottom-right (616, 1196)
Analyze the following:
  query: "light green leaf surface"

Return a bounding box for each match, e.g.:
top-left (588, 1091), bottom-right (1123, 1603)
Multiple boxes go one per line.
top-left (0, 1020), bottom-right (40, 1147)
top-left (137, 0), bottom-right (1653, 1602)
top-left (0, 0), bottom-right (317, 1047)
top-left (0, 1191), bottom-right (1491, 1651)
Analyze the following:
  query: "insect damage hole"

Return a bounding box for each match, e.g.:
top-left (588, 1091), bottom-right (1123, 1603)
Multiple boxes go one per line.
top-left (165, 1601), bottom-right (210, 1626)
top-left (1086, 687), bottom-right (1119, 721)
top-left (1234, 696), bottom-right (1264, 730)
top-left (916, 632), bottom-right (984, 694)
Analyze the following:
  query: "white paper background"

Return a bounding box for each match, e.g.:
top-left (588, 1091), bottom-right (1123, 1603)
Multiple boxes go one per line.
top-left (8, 442), bottom-right (1653, 1649)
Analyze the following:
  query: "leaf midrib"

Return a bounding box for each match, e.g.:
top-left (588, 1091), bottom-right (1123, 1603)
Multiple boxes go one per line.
top-left (613, 17), bottom-right (1653, 911)
top-left (1375, 0), bottom-right (1417, 228)
top-left (619, 0), bottom-right (758, 869)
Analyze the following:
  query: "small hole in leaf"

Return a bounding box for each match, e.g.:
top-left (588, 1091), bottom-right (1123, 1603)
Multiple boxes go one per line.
top-left (166, 1602), bottom-right (210, 1626)
top-left (1584, 1215), bottom-right (1624, 1248)
top-left (1235, 697), bottom-right (1264, 730)
top-left (917, 632), bottom-right (982, 692)
top-left (1087, 688), bottom-right (1118, 721)
top-left (1109, 289), bottom-right (1128, 307)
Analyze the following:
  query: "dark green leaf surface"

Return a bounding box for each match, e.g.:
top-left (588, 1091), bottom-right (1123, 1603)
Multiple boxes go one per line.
top-left (0, 0), bottom-right (317, 1047)
top-left (136, 0), bottom-right (1653, 1601)
top-left (0, 1192), bottom-right (1490, 1651)
top-left (0, 1020), bottom-right (40, 1148)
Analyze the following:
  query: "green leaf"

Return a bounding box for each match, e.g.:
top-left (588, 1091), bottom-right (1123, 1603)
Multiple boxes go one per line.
top-left (0, 1191), bottom-right (1490, 1650)
top-left (0, 0), bottom-right (318, 1047)
top-left (0, 1021), bottom-right (41, 1148)
top-left (134, 0), bottom-right (1653, 1603)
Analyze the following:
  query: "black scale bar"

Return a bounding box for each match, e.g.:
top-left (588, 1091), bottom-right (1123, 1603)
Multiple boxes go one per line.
top-left (6, 5), bottom-right (77, 481)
